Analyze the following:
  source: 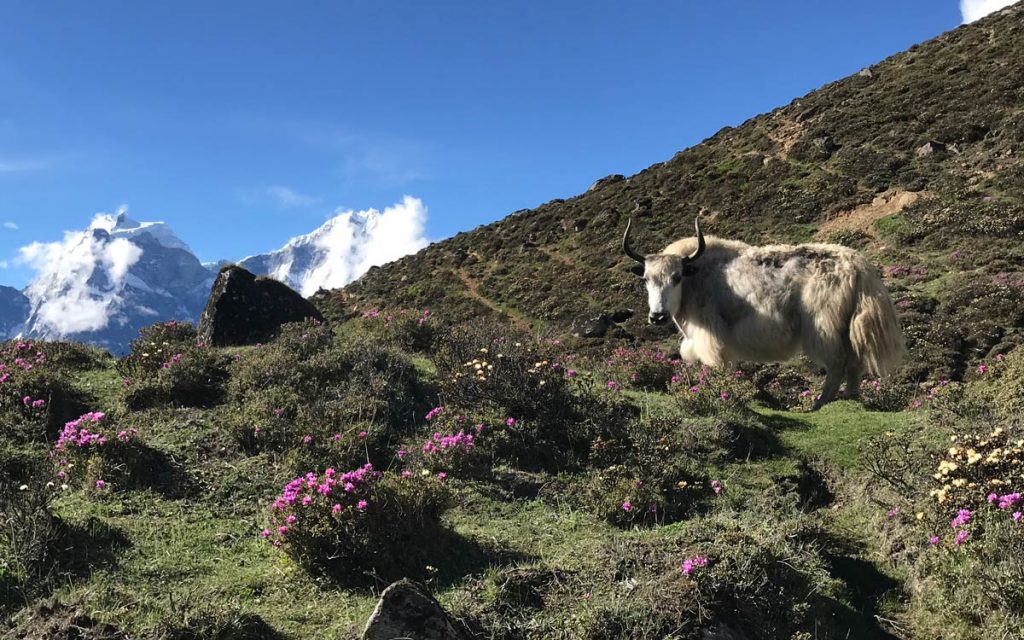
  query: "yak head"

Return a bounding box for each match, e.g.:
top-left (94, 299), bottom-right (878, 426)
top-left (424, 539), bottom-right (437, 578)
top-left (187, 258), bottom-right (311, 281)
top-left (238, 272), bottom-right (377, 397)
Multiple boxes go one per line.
top-left (623, 216), bottom-right (705, 326)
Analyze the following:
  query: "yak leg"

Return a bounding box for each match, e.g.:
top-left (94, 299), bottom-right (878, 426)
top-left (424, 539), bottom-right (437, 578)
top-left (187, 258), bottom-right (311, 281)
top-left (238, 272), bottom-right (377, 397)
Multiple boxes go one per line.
top-left (813, 365), bottom-right (845, 410)
top-left (844, 361), bottom-right (863, 401)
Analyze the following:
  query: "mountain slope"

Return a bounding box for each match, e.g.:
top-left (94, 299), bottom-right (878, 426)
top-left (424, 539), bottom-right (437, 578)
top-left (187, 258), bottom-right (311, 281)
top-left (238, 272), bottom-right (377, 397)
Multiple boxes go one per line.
top-left (0, 286), bottom-right (29, 339)
top-left (331, 3), bottom-right (1024, 381)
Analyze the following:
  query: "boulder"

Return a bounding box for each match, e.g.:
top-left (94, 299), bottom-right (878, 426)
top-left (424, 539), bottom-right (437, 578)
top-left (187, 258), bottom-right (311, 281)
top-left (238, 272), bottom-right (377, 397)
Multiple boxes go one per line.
top-left (916, 140), bottom-right (947, 157)
top-left (587, 174), bottom-right (625, 192)
top-left (197, 265), bottom-right (324, 347)
top-left (571, 313), bottom-right (613, 338)
top-left (362, 579), bottom-right (469, 640)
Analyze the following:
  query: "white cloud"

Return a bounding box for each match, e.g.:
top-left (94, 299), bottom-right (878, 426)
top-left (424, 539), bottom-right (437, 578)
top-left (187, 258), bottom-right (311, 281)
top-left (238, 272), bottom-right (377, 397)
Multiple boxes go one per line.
top-left (264, 185), bottom-right (321, 208)
top-left (263, 196), bottom-right (429, 296)
top-left (2, 222), bottom-right (17, 230)
top-left (18, 212), bottom-right (143, 334)
top-left (960, 0), bottom-right (1016, 22)
top-left (0, 158), bottom-right (51, 173)
top-left (0, 260), bottom-right (8, 269)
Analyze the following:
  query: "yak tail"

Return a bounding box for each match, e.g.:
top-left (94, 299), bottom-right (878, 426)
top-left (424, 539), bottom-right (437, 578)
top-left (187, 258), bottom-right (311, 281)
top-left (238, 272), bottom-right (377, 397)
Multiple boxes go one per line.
top-left (849, 269), bottom-right (906, 377)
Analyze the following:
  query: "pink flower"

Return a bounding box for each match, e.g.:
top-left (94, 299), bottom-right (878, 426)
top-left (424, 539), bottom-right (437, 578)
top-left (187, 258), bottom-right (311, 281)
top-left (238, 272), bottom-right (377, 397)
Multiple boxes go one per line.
top-left (260, 529), bottom-right (271, 538)
top-left (950, 509), bottom-right (972, 529)
top-left (566, 369), bottom-right (577, 378)
top-left (987, 493), bottom-right (999, 504)
top-left (680, 555), bottom-right (708, 576)
top-left (332, 504), bottom-right (342, 514)
top-left (954, 529), bottom-right (970, 545)
top-left (606, 380), bottom-right (620, 390)
top-left (95, 479), bottom-right (106, 489)
top-left (425, 406), bottom-right (444, 421)
top-left (286, 515), bottom-right (297, 525)
top-left (401, 470), bottom-right (412, 478)
top-left (356, 500), bottom-right (368, 511)
top-left (711, 480), bottom-right (723, 495)
top-left (506, 417), bottom-right (516, 427)
top-left (928, 535), bottom-right (940, 546)
top-left (719, 392), bottom-right (730, 401)
top-left (1013, 512), bottom-right (1022, 523)
top-left (977, 363), bottom-right (988, 374)
top-left (358, 431), bottom-right (368, 439)
top-left (302, 435), bottom-right (313, 445)
top-left (621, 500), bottom-right (633, 512)
top-left (886, 507), bottom-right (900, 518)
top-left (437, 472), bottom-right (448, 481)
top-left (278, 526), bottom-right (289, 535)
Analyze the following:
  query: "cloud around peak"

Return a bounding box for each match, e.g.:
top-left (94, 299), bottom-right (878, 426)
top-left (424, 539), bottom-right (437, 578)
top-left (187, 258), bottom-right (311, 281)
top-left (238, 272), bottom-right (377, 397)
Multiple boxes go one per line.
top-left (960, 0), bottom-right (1016, 22)
top-left (18, 210), bottom-right (144, 334)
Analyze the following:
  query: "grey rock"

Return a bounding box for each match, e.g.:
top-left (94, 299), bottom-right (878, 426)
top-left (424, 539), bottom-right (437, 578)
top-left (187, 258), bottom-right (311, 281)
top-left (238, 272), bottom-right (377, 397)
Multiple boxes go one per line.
top-left (362, 579), bottom-right (469, 640)
top-left (571, 313), bottom-right (613, 338)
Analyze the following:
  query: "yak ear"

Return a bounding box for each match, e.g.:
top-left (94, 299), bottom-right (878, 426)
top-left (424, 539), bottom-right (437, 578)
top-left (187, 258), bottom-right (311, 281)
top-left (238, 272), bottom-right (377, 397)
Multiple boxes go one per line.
top-left (682, 264), bottom-right (700, 277)
top-left (629, 264), bottom-right (645, 277)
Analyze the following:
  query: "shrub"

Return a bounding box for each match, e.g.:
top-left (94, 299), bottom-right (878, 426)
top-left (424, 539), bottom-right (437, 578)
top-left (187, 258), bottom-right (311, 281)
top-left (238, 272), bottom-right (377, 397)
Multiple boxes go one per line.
top-left (118, 321), bottom-right (200, 379)
top-left (359, 307), bottom-right (437, 353)
top-left (926, 424), bottom-right (1023, 515)
top-left (433, 323), bottom-right (631, 470)
top-left (50, 412), bottom-right (143, 492)
top-left (601, 346), bottom-right (681, 391)
top-left (264, 465), bottom-right (450, 582)
top-left (577, 460), bottom-right (709, 528)
top-left (0, 478), bottom-right (63, 610)
top-left (228, 326), bottom-right (424, 456)
top-left (672, 365), bottom-right (755, 416)
top-left (0, 341), bottom-right (90, 440)
top-left (122, 346), bottom-right (230, 410)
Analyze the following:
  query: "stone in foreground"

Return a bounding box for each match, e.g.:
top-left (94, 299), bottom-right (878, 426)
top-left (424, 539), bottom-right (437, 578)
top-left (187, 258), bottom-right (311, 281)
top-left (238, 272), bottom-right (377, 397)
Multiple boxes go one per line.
top-left (197, 265), bottom-right (324, 346)
top-left (363, 579), bottom-right (469, 640)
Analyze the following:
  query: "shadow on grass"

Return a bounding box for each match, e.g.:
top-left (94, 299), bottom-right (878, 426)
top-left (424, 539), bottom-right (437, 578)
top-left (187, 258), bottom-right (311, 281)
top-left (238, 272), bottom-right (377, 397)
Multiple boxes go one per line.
top-left (310, 525), bottom-right (533, 592)
top-left (124, 443), bottom-right (197, 500)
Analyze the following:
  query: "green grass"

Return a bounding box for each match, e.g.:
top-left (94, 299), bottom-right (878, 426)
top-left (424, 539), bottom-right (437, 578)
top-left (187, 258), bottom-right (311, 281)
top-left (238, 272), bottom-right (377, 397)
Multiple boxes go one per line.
top-left (757, 401), bottom-right (916, 468)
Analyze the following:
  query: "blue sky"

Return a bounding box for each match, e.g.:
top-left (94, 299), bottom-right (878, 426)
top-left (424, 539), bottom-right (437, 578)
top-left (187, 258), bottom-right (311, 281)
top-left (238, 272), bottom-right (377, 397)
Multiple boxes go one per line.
top-left (0, 1), bottom-right (984, 288)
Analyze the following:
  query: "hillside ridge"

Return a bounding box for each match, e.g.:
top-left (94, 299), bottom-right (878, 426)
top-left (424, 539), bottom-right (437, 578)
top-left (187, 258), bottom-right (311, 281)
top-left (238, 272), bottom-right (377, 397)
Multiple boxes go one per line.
top-left (332, 3), bottom-right (1024, 381)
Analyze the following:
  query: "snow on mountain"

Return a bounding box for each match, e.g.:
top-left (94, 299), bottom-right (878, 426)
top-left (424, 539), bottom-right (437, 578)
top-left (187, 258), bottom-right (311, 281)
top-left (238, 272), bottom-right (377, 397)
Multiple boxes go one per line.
top-left (17, 207), bottom-right (216, 352)
top-left (240, 196), bottom-right (428, 296)
top-left (5, 198), bottom-right (430, 352)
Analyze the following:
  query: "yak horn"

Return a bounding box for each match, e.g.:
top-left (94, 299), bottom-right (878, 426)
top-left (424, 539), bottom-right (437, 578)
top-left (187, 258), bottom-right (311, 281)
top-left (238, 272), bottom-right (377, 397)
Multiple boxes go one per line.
top-left (622, 217), bottom-right (645, 264)
top-left (686, 216), bottom-right (706, 262)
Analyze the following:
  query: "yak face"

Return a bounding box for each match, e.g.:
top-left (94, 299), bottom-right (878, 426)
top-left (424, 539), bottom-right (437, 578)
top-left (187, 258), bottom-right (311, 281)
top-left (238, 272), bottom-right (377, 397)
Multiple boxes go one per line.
top-left (636, 254), bottom-right (699, 326)
top-left (622, 215), bottom-right (706, 326)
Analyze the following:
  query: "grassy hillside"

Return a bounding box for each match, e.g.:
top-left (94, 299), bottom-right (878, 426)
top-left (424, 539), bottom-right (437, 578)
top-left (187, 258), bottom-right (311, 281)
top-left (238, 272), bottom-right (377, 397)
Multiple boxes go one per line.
top-left (4, 6), bottom-right (1024, 640)
top-left (326, 3), bottom-right (1024, 383)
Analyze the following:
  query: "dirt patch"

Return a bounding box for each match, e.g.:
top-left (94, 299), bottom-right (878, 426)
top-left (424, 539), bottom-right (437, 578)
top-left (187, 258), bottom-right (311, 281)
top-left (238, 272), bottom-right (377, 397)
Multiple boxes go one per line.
top-left (765, 115), bottom-right (806, 154)
top-left (7, 600), bottom-right (127, 640)
top-left (817, 188), bottom-right (926, 241)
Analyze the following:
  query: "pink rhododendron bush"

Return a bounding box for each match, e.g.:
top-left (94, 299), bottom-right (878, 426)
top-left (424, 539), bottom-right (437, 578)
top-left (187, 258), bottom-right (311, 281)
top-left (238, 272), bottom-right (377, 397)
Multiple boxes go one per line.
top-left (263, 463), bottom-right (450, 582)
top-left (0, 340), bottom-right (92, 438)
top-left (50, 412), bottom-right (142, 491)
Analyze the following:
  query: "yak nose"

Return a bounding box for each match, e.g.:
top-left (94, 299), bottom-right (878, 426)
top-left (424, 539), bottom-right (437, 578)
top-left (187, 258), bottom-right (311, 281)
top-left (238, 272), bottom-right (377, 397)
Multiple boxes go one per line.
top-left (648, 312), bottom-right (669, 325)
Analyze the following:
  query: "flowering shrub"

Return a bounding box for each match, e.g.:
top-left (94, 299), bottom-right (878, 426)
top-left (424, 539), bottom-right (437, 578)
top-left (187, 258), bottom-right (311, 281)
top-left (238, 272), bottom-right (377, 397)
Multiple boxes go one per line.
top-left (360, 307), bottom-right (437, 353)
top-left (229, 332), bottom-right (424, 456)
top-left (50, 412), bottom-right (141, 490)
top-left (117, 321), bottom-right (200, 379)
top-left (265, 465), bottom-right (450, 581)
top-left (671, 364), bottom-right (755, 416)
top-left (928, 426), bottom-right (1023, 511)
top-left (121, 344), bottom-right (229, 410)
top-left (602, 346), bottom-right (681, 391)
top-left (578, 461), bottom-right (708, 527)
top-left (0, 340), bottom-right (88, 439)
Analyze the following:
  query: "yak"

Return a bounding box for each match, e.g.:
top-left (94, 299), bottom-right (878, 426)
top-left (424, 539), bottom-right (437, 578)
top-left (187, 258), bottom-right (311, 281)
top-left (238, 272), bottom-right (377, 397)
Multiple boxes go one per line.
top-left (623, 216), bottom-right (905, 408)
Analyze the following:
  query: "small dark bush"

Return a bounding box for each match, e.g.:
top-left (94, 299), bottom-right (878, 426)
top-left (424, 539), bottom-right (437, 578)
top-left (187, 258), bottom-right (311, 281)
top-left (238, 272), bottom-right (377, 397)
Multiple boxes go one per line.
top-left (118, 321), bottom-right (200, 379)
top-left (122, 346), bottom-right (229, 410)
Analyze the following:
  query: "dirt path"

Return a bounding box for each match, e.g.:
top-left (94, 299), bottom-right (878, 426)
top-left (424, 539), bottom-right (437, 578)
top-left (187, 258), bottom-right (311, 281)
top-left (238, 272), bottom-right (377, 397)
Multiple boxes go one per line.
top-left (455, 268), bottom-right (533, 332)
top-left (816, 188), bottom-right (926, 242)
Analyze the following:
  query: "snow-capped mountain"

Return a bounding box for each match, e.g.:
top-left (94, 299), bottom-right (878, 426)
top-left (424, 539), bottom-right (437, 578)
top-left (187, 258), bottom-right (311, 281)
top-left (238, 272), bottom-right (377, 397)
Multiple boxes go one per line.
top-left (0, 286), bottom-right (30, 339)
top-left (240, 196), bottom-right (427, 296)
top-left (17, 210), bottom-right (217, 352)
top-left (3, 197), bottom-right (429, 352)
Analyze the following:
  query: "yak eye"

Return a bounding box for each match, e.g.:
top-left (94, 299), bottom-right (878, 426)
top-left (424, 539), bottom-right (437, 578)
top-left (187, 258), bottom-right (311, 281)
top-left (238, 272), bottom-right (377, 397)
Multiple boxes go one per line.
top-left (671, 272), bottom-right (683, 285)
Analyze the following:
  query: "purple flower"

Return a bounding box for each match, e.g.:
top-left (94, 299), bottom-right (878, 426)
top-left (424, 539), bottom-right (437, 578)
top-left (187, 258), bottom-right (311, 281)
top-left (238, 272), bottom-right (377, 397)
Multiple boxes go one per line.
top-left (1013, 512), bottom-right (1022, 523)
top-left (302, 435), bottom-right (313, 445)
top-left (950, 509), bottom-right (972, 529)
top-left (954, 529), bottom-right (970, 545)
top-left (621, 500), bottom-right (633, 512)
top-left (506, 417), bottom-right (517, 427)
top-left (977, 363), bottom-right (989, 374)
top-left (886, 507), bottom-right (900, 518)
top-left (437, 472), bottom-right (448, 481)
top-left (928, 535), bottom-right (940, 546)
top-left (95, 479), bottom-right (106, 489)
top-left (711, 480), bottom-right (723, 495)
top-left (260, 529), bottom-right (271, 538)
top-left (356, 500), bottom-right (368, 511)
